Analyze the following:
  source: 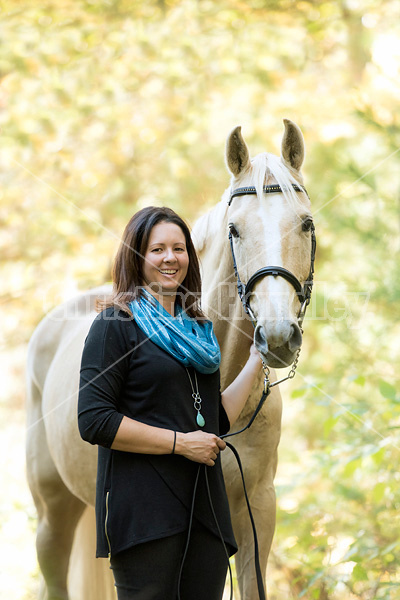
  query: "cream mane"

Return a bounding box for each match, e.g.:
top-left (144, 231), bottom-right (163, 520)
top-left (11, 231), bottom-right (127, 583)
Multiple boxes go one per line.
top-left (191, 196), bottom-right (229, 253)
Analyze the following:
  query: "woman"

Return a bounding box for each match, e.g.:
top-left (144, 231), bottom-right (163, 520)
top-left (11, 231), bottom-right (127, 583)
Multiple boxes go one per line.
top-left (78, 206), bottom-right (262, 600)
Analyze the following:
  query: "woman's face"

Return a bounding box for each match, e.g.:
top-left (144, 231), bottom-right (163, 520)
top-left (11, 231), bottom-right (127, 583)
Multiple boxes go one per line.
top-left (142, 221), bottom-right (189, 296)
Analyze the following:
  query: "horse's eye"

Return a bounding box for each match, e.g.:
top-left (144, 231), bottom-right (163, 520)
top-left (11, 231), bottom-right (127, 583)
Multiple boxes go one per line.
top-left (302, 218), bottom-right (313, 232)
top-left (228, 223), bottom-right (240, 238)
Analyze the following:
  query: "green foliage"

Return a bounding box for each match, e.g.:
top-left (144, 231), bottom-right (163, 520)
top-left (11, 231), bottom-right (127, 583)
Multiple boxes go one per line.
top-left (1, 0), bottom-right (400, 598)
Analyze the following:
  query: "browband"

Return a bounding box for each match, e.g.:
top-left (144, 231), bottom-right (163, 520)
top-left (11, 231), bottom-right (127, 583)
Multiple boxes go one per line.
top-left (228, 184), bottom-right (308, 206)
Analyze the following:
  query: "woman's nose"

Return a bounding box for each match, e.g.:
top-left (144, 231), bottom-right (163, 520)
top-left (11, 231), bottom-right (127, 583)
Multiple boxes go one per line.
top-left (164, 248), bottom-right (176, 262)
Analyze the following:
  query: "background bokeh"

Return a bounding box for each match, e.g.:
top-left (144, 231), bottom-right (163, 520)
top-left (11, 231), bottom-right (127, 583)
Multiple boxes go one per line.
top-left (1, 1), bottom-right (399, 599)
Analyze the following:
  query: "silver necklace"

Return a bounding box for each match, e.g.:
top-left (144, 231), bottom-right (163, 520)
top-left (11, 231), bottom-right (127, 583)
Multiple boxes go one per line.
top-left (185, 368), bottom-right (205, 427)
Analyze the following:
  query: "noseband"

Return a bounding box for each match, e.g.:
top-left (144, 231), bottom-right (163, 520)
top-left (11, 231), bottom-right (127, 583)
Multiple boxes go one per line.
top-left (228, 183), bottom-right (316, 330)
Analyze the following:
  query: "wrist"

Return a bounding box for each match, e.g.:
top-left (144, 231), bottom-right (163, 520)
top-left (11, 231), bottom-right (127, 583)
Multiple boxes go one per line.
top-left (171, 431), bottom-right (177, 454)
top-left (174, 431), bottom-right (185, 455)
top-left (247, 353), bottom-right (262, 372)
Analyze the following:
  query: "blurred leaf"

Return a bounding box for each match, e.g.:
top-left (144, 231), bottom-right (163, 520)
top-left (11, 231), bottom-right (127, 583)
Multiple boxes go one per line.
top-left (379, 380), bottom-right (397, 401)
top-left (291, 387), bottom-right (308, 398)
top-left (372, 482), bottom-right (386, 503)
top-left (351, 375), bottom-right (366, 386)
top-left (352, 563), bottom-right (369, 581)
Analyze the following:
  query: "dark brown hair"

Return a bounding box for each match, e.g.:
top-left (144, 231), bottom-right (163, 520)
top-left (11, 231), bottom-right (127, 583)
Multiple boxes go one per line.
top-left (96, 206), bottom-right (205, 319)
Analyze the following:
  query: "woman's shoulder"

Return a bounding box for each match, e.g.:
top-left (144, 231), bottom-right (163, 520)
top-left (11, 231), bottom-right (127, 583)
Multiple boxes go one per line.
top-left (88, 306), bottom-right (137, 344)
top-left (82, 306), bottom-right (137, 367)
top-left (95, 305), bottom-right (133, 323)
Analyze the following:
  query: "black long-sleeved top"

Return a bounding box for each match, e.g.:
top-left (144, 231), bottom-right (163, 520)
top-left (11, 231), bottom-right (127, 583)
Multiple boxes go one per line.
top-left (78, 307), bottom-right (237, 558)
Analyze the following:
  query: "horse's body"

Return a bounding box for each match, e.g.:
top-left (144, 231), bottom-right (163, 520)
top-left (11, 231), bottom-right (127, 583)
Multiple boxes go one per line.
top-left (26, 120), bottom-right (313, 599)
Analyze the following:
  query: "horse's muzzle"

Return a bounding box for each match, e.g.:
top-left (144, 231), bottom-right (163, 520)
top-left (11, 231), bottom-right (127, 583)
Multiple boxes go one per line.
top-left (254, 321), bottom-right (302, 368)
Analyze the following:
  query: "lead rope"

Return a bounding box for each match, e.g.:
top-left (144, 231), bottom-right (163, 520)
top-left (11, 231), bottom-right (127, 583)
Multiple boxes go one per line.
top-left (205, 443), bottom-right (266, 600)
top-left (214, 365), bottom-right (272, 600)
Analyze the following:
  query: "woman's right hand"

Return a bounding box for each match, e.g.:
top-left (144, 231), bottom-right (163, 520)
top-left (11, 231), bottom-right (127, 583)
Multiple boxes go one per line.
top-left (175, 431), bottom-right (226, 467)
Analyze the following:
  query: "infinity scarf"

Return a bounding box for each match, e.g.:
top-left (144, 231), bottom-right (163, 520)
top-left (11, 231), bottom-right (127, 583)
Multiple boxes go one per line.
top-left (129, 290), bottom-right (221, 374)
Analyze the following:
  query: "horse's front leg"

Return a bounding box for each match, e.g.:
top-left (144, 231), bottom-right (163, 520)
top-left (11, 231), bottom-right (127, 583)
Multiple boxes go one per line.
top-left (225, 387), bottom-right (282, 600)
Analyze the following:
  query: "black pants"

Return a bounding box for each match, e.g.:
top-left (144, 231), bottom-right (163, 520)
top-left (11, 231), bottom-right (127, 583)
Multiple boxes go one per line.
top-left (109, 520), bottom-right (229, 600)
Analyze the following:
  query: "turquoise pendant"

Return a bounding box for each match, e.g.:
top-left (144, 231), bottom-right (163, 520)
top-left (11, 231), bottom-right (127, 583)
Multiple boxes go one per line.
top-left (196, 412), bottom-right (205, 427)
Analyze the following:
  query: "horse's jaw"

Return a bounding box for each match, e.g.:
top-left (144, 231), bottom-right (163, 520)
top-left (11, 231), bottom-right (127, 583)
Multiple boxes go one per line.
top-left (258, 347), bottom-right (300, 369)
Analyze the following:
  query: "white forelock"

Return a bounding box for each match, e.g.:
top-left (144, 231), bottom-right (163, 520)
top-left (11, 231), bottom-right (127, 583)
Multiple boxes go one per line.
top-left (251, 152), bottom-right (305, 213)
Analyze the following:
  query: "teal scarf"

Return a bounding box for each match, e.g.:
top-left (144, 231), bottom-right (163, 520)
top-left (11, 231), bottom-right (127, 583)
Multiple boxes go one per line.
top-left (129, 290), bottom-right (221, 374)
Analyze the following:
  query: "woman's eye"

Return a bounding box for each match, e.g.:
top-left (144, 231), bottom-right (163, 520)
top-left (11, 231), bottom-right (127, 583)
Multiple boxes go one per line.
top-left (228, 223), bottom-right (239, 238)
top-left (302, 218), bottom-right (313, 232)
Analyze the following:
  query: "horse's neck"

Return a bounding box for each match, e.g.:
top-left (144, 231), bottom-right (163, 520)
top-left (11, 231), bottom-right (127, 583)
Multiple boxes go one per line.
top-left (193, 200), bottom-right (254, 387)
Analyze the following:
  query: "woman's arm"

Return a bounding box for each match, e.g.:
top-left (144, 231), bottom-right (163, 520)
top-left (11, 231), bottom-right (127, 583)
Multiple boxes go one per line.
top-left (78, 312), bottom-right (132, 448)
top-left (221, 344), bottom-right (263, 427)
top-left (78, 312), bottom-right (225, 466)
top-left (111, 417), bottom-right (225, 467)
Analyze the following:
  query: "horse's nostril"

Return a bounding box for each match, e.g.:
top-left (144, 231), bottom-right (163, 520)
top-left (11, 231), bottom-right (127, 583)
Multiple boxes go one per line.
top-left (288, 322), bottom-right (302, 352)
top-left (254, 324), bottom-right (268, 353)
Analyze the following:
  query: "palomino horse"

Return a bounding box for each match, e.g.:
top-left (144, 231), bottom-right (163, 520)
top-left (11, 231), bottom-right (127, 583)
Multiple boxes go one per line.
top-left (26, 120), bottom-right (314, 600)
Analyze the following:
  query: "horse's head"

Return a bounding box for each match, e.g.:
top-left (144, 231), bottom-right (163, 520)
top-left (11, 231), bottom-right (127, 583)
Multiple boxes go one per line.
top-left (225, 120), bottom-right (315, 368)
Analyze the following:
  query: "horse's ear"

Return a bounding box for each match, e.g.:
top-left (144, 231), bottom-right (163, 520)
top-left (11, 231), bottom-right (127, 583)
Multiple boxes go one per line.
top-left (281, 119), bottom-right (305, 171)
top-left (225, 126), bottom-right (251, 177)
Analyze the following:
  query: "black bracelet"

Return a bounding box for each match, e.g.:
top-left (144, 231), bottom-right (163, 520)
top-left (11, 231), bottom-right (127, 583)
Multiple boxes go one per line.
top-left (171, 431), bottom-right (176, 455)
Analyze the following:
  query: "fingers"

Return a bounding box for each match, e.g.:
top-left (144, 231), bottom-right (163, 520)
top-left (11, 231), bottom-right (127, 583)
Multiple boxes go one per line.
top-left (180, 431), bottom-right (226, 467)
top-left (205, 448), bottom-right (220, 467)
top-left (206, 434), bottom-right (226, 464)
top-left (216, 437), bottom-right (226, 451)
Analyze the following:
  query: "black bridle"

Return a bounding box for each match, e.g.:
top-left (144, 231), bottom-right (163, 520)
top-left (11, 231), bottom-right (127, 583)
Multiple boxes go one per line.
top-left (228, 183), bottom-right (317, 329)
top-left (200, 183), bottom-right (317, 600)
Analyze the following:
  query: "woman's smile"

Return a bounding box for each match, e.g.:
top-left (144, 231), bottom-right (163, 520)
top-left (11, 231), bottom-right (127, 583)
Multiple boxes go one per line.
top-left (159, 269), bottom-right (178, 275)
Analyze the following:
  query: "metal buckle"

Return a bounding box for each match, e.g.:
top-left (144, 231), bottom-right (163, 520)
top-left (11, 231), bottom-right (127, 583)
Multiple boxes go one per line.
top-left (297, 299), bottom-right (308, 330)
